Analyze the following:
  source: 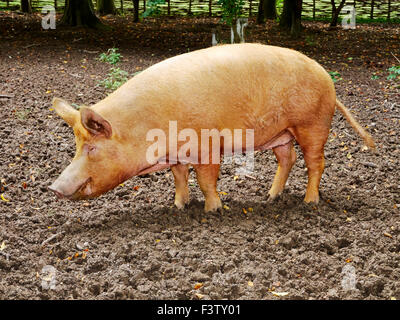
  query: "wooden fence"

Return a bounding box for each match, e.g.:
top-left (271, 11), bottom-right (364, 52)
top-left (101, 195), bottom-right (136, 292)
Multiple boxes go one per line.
top-left (1, 0), bottom-right (399, 20)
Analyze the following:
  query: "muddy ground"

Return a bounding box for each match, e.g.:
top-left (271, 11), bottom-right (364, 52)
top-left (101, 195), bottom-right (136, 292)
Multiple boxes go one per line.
top-left (0, 13), bottom-right (399, 300)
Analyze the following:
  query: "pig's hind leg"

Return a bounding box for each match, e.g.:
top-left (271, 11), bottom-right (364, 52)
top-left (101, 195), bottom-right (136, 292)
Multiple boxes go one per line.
top-left (268, 141), bottom-right (297, 200)
top-left (293, 125), bottom-right (330, 204)
top-left (171, 164), bottom-right (190, 209)
top-left (192, 164), bottom-right (222, 212)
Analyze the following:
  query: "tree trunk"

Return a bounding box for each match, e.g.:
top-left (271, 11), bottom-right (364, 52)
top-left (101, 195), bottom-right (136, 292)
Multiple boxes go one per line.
top-left (265, 0), bottom-right (277, 19)
top-left (21, 0), bottom-right (32, 13)
top-left (330, 0), bottom-right (347, 27)
top-left (256, 0), bottom-right (265, 24)
top-left (133, 0), bottom-right (139, 22)
top-left (279, 0), bottom-right (302, 37)
top-left (61, 0), bottom-right (104, 28)
top-left (97, 0), bottom-right (116, 15)
top-left (120, 0), bottom-right (124, 12)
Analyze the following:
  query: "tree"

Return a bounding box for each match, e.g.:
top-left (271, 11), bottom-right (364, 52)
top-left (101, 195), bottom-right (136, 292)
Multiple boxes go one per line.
top-left (257, 0), bottom-right (277, 24)
top-left (62, 0), bottom-right (104, 28)
top-left (132, 0), bottom-right (140, 22)
top-left (330, 0), bottom-right (347, 27)
top-left (279, 0), bottom-right (303, 37)
top-left (97, 0), bottom-right (116, 15)
top-left (265, 0), bottom-right (277, 19)
top-left (20, 0), bottom-right (32, 13)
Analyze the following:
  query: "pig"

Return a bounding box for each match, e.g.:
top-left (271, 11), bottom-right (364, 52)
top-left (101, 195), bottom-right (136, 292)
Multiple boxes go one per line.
top-left (49, 43), bottom-right (375, 212)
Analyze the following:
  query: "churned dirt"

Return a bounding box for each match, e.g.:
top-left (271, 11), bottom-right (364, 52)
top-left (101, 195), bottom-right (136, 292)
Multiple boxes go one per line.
top-left (0, 13), bottom-right (399, 300)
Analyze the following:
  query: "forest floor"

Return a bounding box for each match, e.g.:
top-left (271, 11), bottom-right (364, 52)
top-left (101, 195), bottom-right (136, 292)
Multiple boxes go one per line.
top-left (0, 13), bottom-right (399, 300)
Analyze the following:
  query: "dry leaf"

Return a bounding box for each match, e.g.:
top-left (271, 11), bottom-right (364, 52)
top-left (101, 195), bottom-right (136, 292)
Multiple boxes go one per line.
top-left (194, 282), bottom-right (203, 290)
top-left (383, 232), bottom-right (393, 239)
top-left (271, 291), bottom-right (289, 297)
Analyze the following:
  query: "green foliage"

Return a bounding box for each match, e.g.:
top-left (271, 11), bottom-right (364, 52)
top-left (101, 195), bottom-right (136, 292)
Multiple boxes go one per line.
top-left (387, 66), bottom-right (400, 80)
top-left (98, 67), bottom-right (129, 91)
top-left (142, 0), bottom-right (166, 18)
top-left (98, 48), bottom-right (128, 91)
top-left (329, 71), bottom-right (342, 83)
top-left (217, 0), bottom-right (244, 26)
top-left (98, 48), bottom-right (122, 65)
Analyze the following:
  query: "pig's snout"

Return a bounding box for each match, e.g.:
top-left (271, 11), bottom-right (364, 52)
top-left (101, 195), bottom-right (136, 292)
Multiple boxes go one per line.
top-left (48, 177), bottom-right (92, 200)
top-left (48, 184), bottom-right (66, 199)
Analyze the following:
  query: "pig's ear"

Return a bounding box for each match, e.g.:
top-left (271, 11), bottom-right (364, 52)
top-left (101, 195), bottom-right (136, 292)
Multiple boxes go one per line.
top-left (52, 98), bottom-right (79, 127)
top-left (80, 107), bottom-right (112, 138)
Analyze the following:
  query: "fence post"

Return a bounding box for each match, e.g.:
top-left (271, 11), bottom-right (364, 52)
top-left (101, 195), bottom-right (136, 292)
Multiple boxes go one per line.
top-left (313, 0), bottom-right (315, 20)
top-left (249, 0), bottom-right (252, 17)
top-left (370, 0), bottom-right (374, 19)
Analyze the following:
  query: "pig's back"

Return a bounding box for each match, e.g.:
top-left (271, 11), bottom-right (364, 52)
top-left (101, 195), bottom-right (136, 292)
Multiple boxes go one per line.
top-left (98, 44), bottom-right (334, 132)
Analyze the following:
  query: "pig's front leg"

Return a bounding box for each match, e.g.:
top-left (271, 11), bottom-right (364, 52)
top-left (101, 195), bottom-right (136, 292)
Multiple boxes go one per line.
top-left (171, 164), bottom-right (190, 209)
top-left (192, 164), bottom-right (222, 212)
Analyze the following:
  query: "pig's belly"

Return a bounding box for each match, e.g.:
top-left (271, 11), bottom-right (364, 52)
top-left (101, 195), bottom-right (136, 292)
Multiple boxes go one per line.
top-left (255, 130), bottom-right (294, 151)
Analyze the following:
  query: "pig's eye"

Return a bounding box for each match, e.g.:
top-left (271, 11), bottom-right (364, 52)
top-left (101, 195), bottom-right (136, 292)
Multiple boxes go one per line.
top-left (84, 144), bottom-right (97, 155)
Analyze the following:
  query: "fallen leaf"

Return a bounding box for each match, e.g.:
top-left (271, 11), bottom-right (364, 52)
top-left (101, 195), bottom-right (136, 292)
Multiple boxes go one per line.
top-left (194, 282), bottom-right (203, 290)
top-left (270, 291), bottom-right (289, 297)
top-left (0, 241), bottom-right (6, 251)
top-left (1, 193), bottom-right (10, 202)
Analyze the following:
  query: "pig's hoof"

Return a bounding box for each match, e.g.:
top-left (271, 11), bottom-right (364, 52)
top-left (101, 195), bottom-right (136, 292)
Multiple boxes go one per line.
top-left (304, 192), bottom-right (320, 204)
top-left (174, 198), bottom-right (189, 210)
top-left (204, 198), bottom-right (222, 213)
top-left (267, 193), bottom-right (281, 203)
